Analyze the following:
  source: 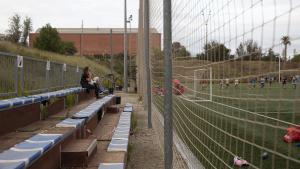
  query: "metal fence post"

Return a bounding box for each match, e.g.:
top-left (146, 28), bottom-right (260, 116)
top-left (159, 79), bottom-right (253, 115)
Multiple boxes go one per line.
top-left (16, 55), bottom-right (24, 96)
top-left (46, 61), bottom-right (50, 92)
top-left (61, 64), bottom-right (65, 89)
top-left (144, 0), bottom-right (152, 129)
top-left (163, 0), bottom-right (173, 168)
top-left (14, 57), bottom-right (18, 97)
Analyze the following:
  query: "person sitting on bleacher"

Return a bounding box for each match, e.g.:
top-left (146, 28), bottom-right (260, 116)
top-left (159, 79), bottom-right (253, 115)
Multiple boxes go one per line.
top-left (80, 66), bottom-right (102, 99)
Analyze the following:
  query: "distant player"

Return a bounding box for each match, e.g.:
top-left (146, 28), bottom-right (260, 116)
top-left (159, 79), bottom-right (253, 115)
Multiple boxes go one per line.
top-left (269, 77), bottom-right (273, 87)
top-left (282, 77), bottom-right (287, 88)
top-left (251, 78), bottom-right (256, 88)
top-left (234, 79), bottom-right (239, 88)
top-left (260, 77), bottom-right (265, 88)
top-left (225, 78), bottom-right (230, 88)
top-left (219, 79), bottom-right (224, 89)
top-left (292, 76), bottom-right (297, 89)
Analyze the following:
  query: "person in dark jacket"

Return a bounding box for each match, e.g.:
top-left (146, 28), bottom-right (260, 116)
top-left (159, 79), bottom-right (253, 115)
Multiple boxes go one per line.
top-left (80, 67), bottom-right (100, 99)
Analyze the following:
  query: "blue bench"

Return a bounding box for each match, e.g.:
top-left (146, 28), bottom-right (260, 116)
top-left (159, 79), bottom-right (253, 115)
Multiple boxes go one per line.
top-left (0, 94), bottom-right (116, 169)
top-left (123, 103), bottom-right (133, 112)
top-left (0, 134), bottom-right (62, 169)
top-left (0, 87), bottom-right (84, 111)
top-left (56, 118), bottom-right (85, 129)
top-left (98, 163), bottom-right (124, 169)
top-left (108, 107), bottom-right (132, 152)
top-left (0, 149), bottom-right (40, 169)
top-left (71, 95), bottom-right (115, 121)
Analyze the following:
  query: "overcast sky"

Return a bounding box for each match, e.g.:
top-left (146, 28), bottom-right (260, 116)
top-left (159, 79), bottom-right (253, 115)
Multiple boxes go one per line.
top-left (1, 0), bottom-right (300, 57)
top-left (150, 0), bottom-right (300, 57)
top-left (0, 0), bottom-right (139, 33)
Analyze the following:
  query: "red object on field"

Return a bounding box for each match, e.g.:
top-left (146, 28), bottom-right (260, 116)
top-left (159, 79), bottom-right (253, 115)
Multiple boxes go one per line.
top-left (152, 86), bottom-right (165, 95)
top-left (283, 126), bottom-right (300, 143)
top-left (173, 79), bottom-right (180, 85)
top-left (233, 156), bottom-right (249, 167)
top-left (172, 79), bottom-right (185, 95)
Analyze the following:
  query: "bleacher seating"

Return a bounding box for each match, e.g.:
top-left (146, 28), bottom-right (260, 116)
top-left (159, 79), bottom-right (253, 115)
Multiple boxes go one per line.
top-left (98, 163), bottom-right (124, 169)
top-left (107, 104), bottom-right (132, 153)
top-left (0, 87), bottom-right (84, 111)
top-left (0, 94), bottom-right (116, 169)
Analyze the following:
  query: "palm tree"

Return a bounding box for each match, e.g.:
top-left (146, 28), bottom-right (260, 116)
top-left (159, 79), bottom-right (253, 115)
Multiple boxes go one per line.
top-left (281, 36), bottom-right (291, 62)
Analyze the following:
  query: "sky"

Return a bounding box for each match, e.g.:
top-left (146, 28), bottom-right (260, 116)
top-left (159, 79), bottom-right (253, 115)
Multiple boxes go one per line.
top-left (0, 0), bottom-right (139, 33)
top-left (150, 0), bottom-right (300, 57)
top-left (1, 0), bottom-right (300, 57)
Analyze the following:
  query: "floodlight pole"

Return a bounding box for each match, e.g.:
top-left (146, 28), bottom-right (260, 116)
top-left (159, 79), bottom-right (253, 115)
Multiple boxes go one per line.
top-left (279, 56), bottom-right (281, 83)
top-left (110, 29), bottom-right (113, 74)
top-left (164, 0), bottom-right (173, 168)
top-left (127, 15), bottom-right (133, 87)
top-left (144, 0), bottom-right (152, 129)
top-left (124, 0), bottom-right (128, 92)
top-left (210, 67), bottom-right (212, 101)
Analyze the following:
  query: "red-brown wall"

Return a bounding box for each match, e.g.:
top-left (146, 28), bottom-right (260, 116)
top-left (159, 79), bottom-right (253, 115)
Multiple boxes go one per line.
top-left (29, 33), bottom-right (161, 56)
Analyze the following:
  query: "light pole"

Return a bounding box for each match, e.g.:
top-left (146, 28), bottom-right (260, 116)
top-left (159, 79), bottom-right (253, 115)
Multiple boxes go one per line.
top-left (201, 10), bottom-right (211, 62)
top-left (124, 0), bottom-right (128, 92)
top-left (127, 15), bottom-right (133, 86)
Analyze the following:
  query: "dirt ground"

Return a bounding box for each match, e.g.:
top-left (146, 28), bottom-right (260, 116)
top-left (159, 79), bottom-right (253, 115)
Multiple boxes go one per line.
top-left (122, 93), bottom-right (164, 169)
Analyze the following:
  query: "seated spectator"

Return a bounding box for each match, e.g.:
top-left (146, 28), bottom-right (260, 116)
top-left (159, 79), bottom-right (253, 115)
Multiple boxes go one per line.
top-left (80, 67), bottom-right (102, 99)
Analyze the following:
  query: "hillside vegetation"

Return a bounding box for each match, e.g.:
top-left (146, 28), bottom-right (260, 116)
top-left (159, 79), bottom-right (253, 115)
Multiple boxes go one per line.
top-left (0, 41), bottom-right (114, 76)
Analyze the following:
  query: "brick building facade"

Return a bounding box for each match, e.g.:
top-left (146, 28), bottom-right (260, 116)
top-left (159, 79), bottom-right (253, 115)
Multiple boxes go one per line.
top-left (29, 28), bottom-right (161, 56)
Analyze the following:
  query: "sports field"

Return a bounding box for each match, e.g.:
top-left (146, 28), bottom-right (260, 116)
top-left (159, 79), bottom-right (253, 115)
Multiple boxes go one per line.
top-left (153, 82), bottom-right (300, 169)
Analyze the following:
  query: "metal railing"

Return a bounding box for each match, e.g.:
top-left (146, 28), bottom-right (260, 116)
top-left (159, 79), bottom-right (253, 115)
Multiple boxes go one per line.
top-left (0, 52), bottom-right (82, 99)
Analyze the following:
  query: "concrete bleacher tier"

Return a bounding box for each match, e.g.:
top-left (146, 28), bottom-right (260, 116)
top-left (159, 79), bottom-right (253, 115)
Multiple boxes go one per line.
top-left (0, 87), bottom-right (96, 136)
top-left (99, 103), bottom-right (133, 169)
top-left (0, 93), bottom-right (117, 169)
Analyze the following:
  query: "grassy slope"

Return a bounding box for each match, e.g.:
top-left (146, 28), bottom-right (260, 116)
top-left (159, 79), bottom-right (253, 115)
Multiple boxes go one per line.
top-left (0, 41), bottom-right (113, 76)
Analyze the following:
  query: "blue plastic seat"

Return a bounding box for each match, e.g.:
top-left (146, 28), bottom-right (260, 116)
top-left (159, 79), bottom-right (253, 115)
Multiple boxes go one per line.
top-left (56, 118), bottom-right (85, 128)
top-left (0, 149), bottom-right (41, 168)
top-left (98, 163), bottom-right (124, 169)
top-left (0, 98), bottom-right (23, 108)
top-left (123, 106), bottom-right (133, 112)
top-left (0, 161), bottom-right (25, 169)
top-left (26, 95), bottom-right (42, 103)
top-left (108, 138), bottom-right (129, 152)
top-left (0, 100), bottom-right (11, 110)
top-left (112, 133), bottom-right (129, 140)
top-left (13, 141), bottom-right (52, 153)
top-left (125, 103), bottom-right (133, 107)
top-left (26, 134), bottom-right (62, 145)
top-left (72, 112), bottom-right (95, 120)
top-left (31, 94), bottom-right (49, 101)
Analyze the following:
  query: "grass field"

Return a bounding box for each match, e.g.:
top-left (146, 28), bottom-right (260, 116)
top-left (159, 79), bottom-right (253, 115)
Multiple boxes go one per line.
top-left (153, 82), bottom-right (300, 169)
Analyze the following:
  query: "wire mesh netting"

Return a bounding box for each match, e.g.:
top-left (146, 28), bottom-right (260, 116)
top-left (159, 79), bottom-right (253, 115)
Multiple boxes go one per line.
top-left (0, 52), bottom-right (82, 99)
top-left (137, 0), bottom-right (300, 168)
top-left (0, 53), bottom-right (17, 98)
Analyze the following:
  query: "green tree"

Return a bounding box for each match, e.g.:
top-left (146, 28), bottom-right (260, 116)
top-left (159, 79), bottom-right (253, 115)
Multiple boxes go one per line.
top-left (21, 16), bottom-right (33, 46)
top-left (33, 24), bottom-right (63, 53)
top-left (197, 41), bottom-right (231, 61)
top-left (281, 36), bottom-right (291, 62)
top-left (62, 41), bottom-right (77, 55)
top-left (236, 39), bottom-right (262, 60)
top-left (262, 48), bottom-right (279, 61)
top-left (6, 14), bottom-right (22, 43)
top-left (172, 42), bottom-right (190, 58)
top-left (291, 54), bottom-right (300, 62)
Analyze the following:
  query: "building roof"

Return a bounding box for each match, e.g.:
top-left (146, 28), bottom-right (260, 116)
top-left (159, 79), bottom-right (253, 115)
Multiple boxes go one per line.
top-left (35, 28), bottom-right (159, 34)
